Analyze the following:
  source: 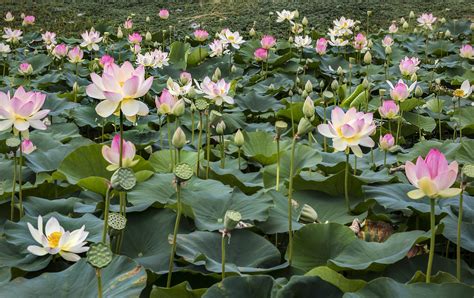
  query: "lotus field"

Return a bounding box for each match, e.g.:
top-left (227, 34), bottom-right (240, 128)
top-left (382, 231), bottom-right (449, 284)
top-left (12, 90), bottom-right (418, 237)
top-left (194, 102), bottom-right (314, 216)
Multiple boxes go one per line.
top-left (1, 7), bottom-right (474, 297)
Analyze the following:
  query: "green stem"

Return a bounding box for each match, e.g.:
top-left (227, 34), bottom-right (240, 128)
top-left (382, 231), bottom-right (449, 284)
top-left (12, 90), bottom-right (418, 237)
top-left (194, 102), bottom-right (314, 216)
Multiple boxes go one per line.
top-left (220, 135), bottom-right (225, 168)
top-left (221, 234), bottom-right (226, 281)
top-left (458, 98), bottom-right (462, 144)
top-left (438, 95), bottom-right (442, 140)
top-left (191, 109), bottom-right (195, 145)
top-left (396, 109), bottom-right (404, 145)
top-left (276, 137), bottom-right (281, 191)
top-left (237, 147), bottom-right (241, 171)
top-left (196, 112), bottom-right (203, 176)
top-left (119, 112), bottom-right (124, 168)
top-left (167, 182), bottom-right (182, 288)
top-left (426, 198), bottom-right (436, 283)
top-left (205, 111), bottom-right (211, 179)
top-left (10, 151), bottom-right (17, 221)
top-left (287, 137), bottom-right (297, 265)
top-left (345, 152), bottom-right (351, 213)
top-left (353, 156), bottom-right (357, 175)
top-left (383, 150), bottom-right (387, 168)
top-left (457, 189), bottom-right (464, 281)
top-left (167, 116), bottom-right (173, 171)
top-left (96, 269), bottom-right (103, 298)
top-left (102, 187), bottom-right (111, 244)
top-left (18, 134), bottom-right (23, 218)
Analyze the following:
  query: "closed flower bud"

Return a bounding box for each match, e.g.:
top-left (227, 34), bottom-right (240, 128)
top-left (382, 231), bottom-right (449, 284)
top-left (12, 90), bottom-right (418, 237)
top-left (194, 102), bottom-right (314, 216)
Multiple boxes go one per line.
top-left (445, 30), bottom-right (451, 37)
top-left (249, 27), bottom-right (256, 37)
top-left (402, 21), bottom-right (409, 29)
top-left (145, 31), bottom-right (152, 41)
top-left (336, 66), bottom-right (344, 75)
top-left (216, 120), bottom-right (226, 135)
top-left (367, 10), bottom-right (372, 16)
top-left (319, 80), bottom-right (325, 89)
top-left (293, 10), bottom-right (299, 18)
top-left (299, 204), bottom-right (318, 223)
top-left (146, 16), bottom-right (151, 22)
top-left (224, 210), bottom-right (242, 231)
top-left (362, 78), bottom-right (369, 89)
top-left (385, 45), bottom-right (392, 55)
top-left (117, 26), bottom-right (123, 38)
top-left (172, 99), bottom-right (185, 117)
top-left (304, 80), bottom-right (313, 93)
top-left (415, 86), bottom-right (423, 97)
top-left (172, 127), bottom-right (186, 149)
top-left (302, 16), bottom-right (308, 26)
top-left (331, 80), bottom-right (339, 91)
top-left (73, 81), bottom-right (79, 93)
top-left (303, 96), bottom-right (315, 118)
top-left (363, 51), bottom-right (372, 64)
top-left (379, 89), bottom-right (386, 97)
top-left (234, 129), bottom-right (244, 147)
top-left (410, 73), bottom-right (417, 82)
top-left (413, 28), bottom-right (418, 34)
top-left (302, 90), bottom-right (308, 97)
top-left (440, 17), bottom-right (446, 24)
top-left (297, 117), bottom-right (312, 136)
top-left (409, 11), bottom-right (415, 18)
top-left (367, 39), bottom-right (373, 48)
top-left (288, 36), bottom-right (293, 43)
top-left (212, 67), bottom-right (221, 81)
top-left (231, 65), bottom-right (237, 73)
top-left (435, 78), bottom-right (441, 85)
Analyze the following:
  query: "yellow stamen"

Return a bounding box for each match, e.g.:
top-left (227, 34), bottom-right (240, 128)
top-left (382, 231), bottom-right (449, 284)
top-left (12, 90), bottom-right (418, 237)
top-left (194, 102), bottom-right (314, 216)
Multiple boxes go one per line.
top-left (453, 89), bottom-right (465, 97)
top-left (48, 231), bottom-right (62, 248)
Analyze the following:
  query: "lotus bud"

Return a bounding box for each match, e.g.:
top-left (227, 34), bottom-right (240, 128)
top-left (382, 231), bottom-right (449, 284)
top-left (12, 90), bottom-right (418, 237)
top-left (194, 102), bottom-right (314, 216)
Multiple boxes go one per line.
top-left (302, 16), bottom-right (308, 26)
top-left (153, 41), bottom-right (159, 47)
top-left (367, 10), bottom-right (372, 16)
top-left (363, 51), bottom-right (372, 64)
top-left (303, 96), bottom-right (315, 119)
top-left (409, 11), bottom-right (415, 18)
top-left (249, 27), bottom-right (256, 37)
top-left (288, 90), bottom-right (294, 96)
top-left (385, 45), bottom-right (392, 55)
top-left (234, 129), bottom-right (244, 147)
top-left (212, 67), bottom-right (221, 81)
top-left (471, 23), bottom-right (474, 30)
top-left (402, 21), bottom-right (409, 29)
top-left (302, 90), bottom-right (308, 97)
top-left (73, 81), bottom-right (79, 93)
top-left (231, 65), bottom-right (237, 73)
top-left (275, 121), bottom-right (288, 137)
top-left (336, 66), bottom-right (343, 75)
top-left (144, 145), bottom-right (153, 154)
top-left (319, 80), bottom-right (325, 89)
top-left (299, 204), bottom-right (318, 223)
top-left (445, 30), bottom-right (451, 38)
top-left (145, 31), bottom-right (152, 41)
top-left (415, 86), bottom-right (423, 97)
top-left (355, 26), bottom-right (360, 31)
top-left (216, 120), bottom-right (226, 135)
top-left (146, 16), bottom-right (151, 23)
top-left (172, 99), bottom-right (185, 117)
top-left (440, 17), bottom-right (446, 24)
top-left (331, 80), bottom-right (339, 91)
top-left (304, 80), bottom-right (313, 93)
top-left (367, 39), bottom-right (373, 48)
top-left (172, 127), bottom-right (186, 149)
top-left (224, 210), bottom-right (242, 231)
top-left (117, 26), bottom-right (123, 38)
top-left (296, 117), bottom-right (312, 136)
top-left (293, 10), bottom-right (299, 18)
top-left (288, 36), bottom-right (293, 43)
top-left (379, 89), bottom-right (386, 97)
top-left (435, 78), bottom-right (441, 85)
top-left (296, 77), bottom-right (301, 85)
top-left (413, 28), bottom-right (418, 34)
top-left (410, 73), bottom-right (417, 82)
top-left (362, 78), bottom-right (369, 89)
top-left (400, 17), bottom-right (406, 23)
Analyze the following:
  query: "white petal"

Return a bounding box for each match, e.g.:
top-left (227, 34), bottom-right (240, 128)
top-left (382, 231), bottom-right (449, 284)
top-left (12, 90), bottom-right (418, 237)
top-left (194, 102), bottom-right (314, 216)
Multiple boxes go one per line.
top-left (59, 251), bottom-right (81, 262)
top-left (27, 245), bottom-right (48, 256)
top-left (95, 100), bottom-right (119, 118)
top-left (45, 217), bottom-right (61, 236)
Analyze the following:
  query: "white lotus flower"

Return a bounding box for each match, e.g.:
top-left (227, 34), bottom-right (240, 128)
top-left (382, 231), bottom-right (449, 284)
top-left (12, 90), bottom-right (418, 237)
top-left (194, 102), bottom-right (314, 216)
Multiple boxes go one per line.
top-left (195, 76), bottom-right (234, 106)
top-left (27, 216), bottom-right (89, 262)
top-left (453, 80), bottom-right (472, 98)
top-left (209, 39), bottom-right (229, 57)
top-left (294, 35), bottom-right (312, 48)
top-left (218, 29), bottom-right (244, 49)
top-left (2, 28), bottom-right (22, 44)
top-left (276, 10), bottom-right (295, 23)
top-left (80, 28), bottom-right (103, 51)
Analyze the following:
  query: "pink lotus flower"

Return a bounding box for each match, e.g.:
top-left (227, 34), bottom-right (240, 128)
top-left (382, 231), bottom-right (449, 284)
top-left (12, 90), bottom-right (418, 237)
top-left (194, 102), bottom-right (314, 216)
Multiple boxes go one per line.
top-left (99, 55), bottom-right (115, 68)
top-left (405, 149), bottom-right (461, 199)
top-left (315, 37), bottom-right (328, 55)
top-left (417, 13), bottom-right (437, 30)
top-left (22, 15), bottom-right (35, 26)
top-left (86, 61), bottom-right (152, 122)
top-left (382, 35), bottom-right (393, 47)
top-left (387, 79), bottom-right (416, 102)
top-left (260, 35), bottom-right (276, 49)
top-left (128, 32), bottom-right (142, 44)
top-left (399, 57), bottom-right (420, 76)
top-left (159, 9), bottom-right (170, 20)
top-left (353, 33), bottom-right (368, 52)
top-left (195, 77), bottom-right (234, 106)
top-left (80, 28), bottom-right (103, 51)
top-left (52, 44), bottom-right (68, 59)
top-left (460, 44), bottom-right (473, 60)
top-left (123, 19), bottom-right (133, 30)
top-left (378, 100), bottom-right (399, 119)
top-left (194, 29), bottom-right (209, 42)
top-left (254, 48), bottom-right (268, 61)
top-left (209, 39), bottom-right (228, 57)
top-left (0, 87), bottom-right (49, 132)
top-left (21, 139), bottom-right (36, 154)
top-left (68, 46), bottom-right (83, 63)
top-left (2, 28), bottom-right (23, 43)
top-left (379, 133), bottom-right (395, 150)
top-left (180, 72), bottom-right (192, 85)
top-left (388, 23), bottom-right (398, 33)
top-left (155, 88), bottom-right (178, 115)
top-left (19, 62), bottom-right (33, 75)
top-left (41, 31), bottom-right (56, 45)
top-left (102, 134), bottom-right (138, 171)
top-left (317, 107), bottom-right (376, 157)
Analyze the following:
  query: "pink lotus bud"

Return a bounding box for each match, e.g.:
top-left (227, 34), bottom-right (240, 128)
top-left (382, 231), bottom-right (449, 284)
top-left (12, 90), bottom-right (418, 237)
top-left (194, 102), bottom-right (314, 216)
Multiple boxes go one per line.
top-left (52, 43), bottom-right (68, 59)
top-left (21, 139), bottom-right (36, 154)
top-left (18, 62), bottom-right (33, 75)
top-left (128, 32), bottom-right (142, 44)
top-left (194, 29), bottom-right (209, 42)
top-left (388, 23), bottom-right (398, 33)
top-left (68, 46), bottom-right (83, 63)
top-left (460, 44), bottom-right (473, 60)
top-left (101, 134), bottom-right (138, 171)
top-left (123, 19), bottom-right (133, 30)
top-left (159, 9), bottom-right (169, 20)
top-left (399, 56), bottom-right (420, 76)
top-left (379, 134), bottom-right (395, 150)
top-left (99, 54), bottom-right (114, 67)
top-left (387, 79), bottom-right (416, 102)
top-left (155, 88), bottom-right (177, 115)
top-left (353, 33), bottom-right (368, 51)
top-left (131, 44), bottom-right (141, 54)
top-left (315, 37), bottom-right (328, 55)
top-left (254, 48), bottom-right (268, 61)
top-left (22, 15), bottom-right (35, 26)
top-left (180, 72), bottom-right (192, 85)
top-left (260, 35), bottom-right (276, 50)
top-left (382, 35), bottom-right (394, 47)
top-left (378, 100), bottom-right (399, 119)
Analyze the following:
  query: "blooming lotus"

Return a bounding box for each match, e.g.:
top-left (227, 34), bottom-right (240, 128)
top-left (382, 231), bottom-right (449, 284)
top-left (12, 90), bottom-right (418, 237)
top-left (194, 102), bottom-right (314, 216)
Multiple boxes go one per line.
top-left (155, 88), bottom-right (178, 115)
top-left (332, 17), bottom-right (356, 36)
top-left (0, 87), bottom-right (49, 132)
top-left (194, 29), bottom-right (209, 42)
top-left (41, 31), bottom-right (56, 46)
top-left (102, 134), bottom-right (138, 170)
top-left (86, 61), bottom-right (152, 121)
top-left (254, 48), bottom-right (268, 61)
top-left (128, 32), bottom-right (142, 44)
top-left (315, 37), bottom-right (328, 55)
top-left (453, 80), bottom-right (472, 98)
top-left (123, 19), bottom-right (133, 30)
top-left (167, 76), bottom-right (192, 97)
top-left (209, 39), bottom-right (229, 57)
top-left (260, 35), bottom-right (276, 49)
top-left (22, 15), bottom-right (35, 26)
top-left (4, 12), bottom-right (14, 22)
top-left (382, 35), bottom-right (394, 47)
top-left (379, 134), bottom-right (395, 150)
top-left (52, 43), bottom-right (68, 59)
top-left (353, 33), bottom-right (368, 52)
top-left (276, 10), bottom-right (295, 23)
top-left (460, 44), bottom-right (473, 60)
top-left (136, 49), bottom-right (169, 69)
top-left (328, 34), bottom-right (349, 47)
top-left (0, 42), bottom-right (11, 54)
top-left (291, 23), bottom-right (303, 35)
top-left (387, 79), bottom-right (416, 102)
top-left (294, 35), bottom-right (312, 49)
top-left (21, 139), bottom-right (36, 154)
top-left (67, 46), bottom-right (83, 63)
top-left (99, 54), bottom-right (115, 68)
top-left (27, 216), bottom-right (89, 262)
top-left (378, 100), bottom-right (399, 119)
top-left (218, 29), bottom-right (244, 49)
top-left (159, 9), bottom-right (170, 20)
top-left (388, 23), bottom-right (398, 33)
top-left (405, 149), bottom-right (461, 199)
top-left (2, 28), bottom-right (23, 44)
top-left (195, 77), bottom-right (234, 106)
top-left (317, 107), bottom-right (376, 157)
top-left (417, 13), bottom-right (437, 30)
top-left (18, 62), bottom-right (33, 76)
top-left (399, 57), bottom-right (420, 76)
top-left (131, 44), bottom-right (141, 55)
top-left (80, 28), bottom-right (103, 51)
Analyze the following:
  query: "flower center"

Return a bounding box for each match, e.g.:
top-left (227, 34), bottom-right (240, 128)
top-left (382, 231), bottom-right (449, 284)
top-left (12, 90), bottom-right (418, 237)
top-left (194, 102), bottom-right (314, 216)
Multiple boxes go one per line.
top-left (48, 231), bottom-right (62, 248)
top-left (453, 89), bottom-right (465, 97)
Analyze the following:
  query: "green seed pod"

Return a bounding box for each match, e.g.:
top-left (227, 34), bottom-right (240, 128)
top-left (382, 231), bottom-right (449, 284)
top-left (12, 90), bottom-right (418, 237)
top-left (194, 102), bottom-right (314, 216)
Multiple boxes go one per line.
top-left (195, 98), bottom-right (209, 111)
top-left (87, 242), bottom-right (113, 268)
top-left (174, 163), bottom-right (193, 182)
top-left (6, 137), bottom-right (20, 148)
top-left (234, 129), bottom-right (244, 147)
top-left (111, 167), bottom-right (136, 191)
top-left (224, 210), bottom-right (242, 231)
top-left (172, 127), bottom-right (187, 149)
top-left (108, 212), bottom-right (127, 230)
top-left (275, 120), bottom-right (288, 137)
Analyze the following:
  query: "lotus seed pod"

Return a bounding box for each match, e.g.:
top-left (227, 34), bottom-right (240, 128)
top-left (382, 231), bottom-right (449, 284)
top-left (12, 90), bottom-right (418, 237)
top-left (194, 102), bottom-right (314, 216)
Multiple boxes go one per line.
top-left (302, 16), bottom-right (308, 26)
top-left (224, 210), bottom-right (242, 231)
top-left (323, 90), bottom-right (334, 99)
top-left (297, 117), bottom-right (312, 136)
top-left (410, 73), bottom-right (417, 82)
top-left (379, 89), bottom-right (386, 97)
top-left (415, 86), bottom-right (423, 97)
top-left (172, 127), bottom-right (186, 149)
top-left (336, 66), bottom-right (343, 75)
top-left (234, 129), bottom-right (244, 147)
top-left (385, 46), bottom-right (392, 55)
top-left (108, 212), bottom-right (127, 230)
top-left (212, 67), bottom-right (221, 81)
top-left (463, 164), bottom-right (474, 178)
top-left (303, 96), bottom-right (315, 119)
top-left (172, 99), bottom-right (185, 117)
top-left (275, 121), bottom-right (288, 136)
top-left (87, 242), bottom-right (113, 268)
top-left (6, 137), bottom-right (20, 148)
top-left (249, 27), bottom-right (256, 37)
top-left (304, 80), bottom-right (313, 93)
top-left (195, 98), bottom-right (209, 111)
top-left (402, 21), bottom-right (409, 29)
top-left (331, 80), bottom-right (339, 91)
top-left (209, 110), bottom-right (222, 123)
top-left (299, 204), bottom-right (318, 223)
top-left (111, 167), bottom-right (136, 191)
top-left (117, 26), bottom-right (123, 38)
top-left (145, 31), bottom-right (152, 41)
top-left (409, 11), bottom-right (415, 18)
top-left (216, 120), bottom-right (226, 135)
top-left (174, 163), bottom-right (193, 182)
top-left (363, 51), bottom-right (372, 65)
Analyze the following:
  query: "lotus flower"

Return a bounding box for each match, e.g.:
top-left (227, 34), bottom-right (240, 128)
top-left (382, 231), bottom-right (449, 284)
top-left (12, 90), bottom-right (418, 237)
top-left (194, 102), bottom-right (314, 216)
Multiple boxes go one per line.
top-left (27, 216), bottom-right (89, 262)
top-left (167, 76), bottom-right (192, 97)
top-left (254, 48), bottom-right (268, 61)
top-left (399, 57), bottom-right (420, 76)
top-left (353, 33), bottom-right (368, 52)
top-left (155, 88), bottom-right (178, 115)
top-left (41, 31), bottom-right (56, 45)
top-left (388, 23), bottom-right (398, 33)
top-left (209, 39), bottom-right (229, 57)
top-left (18, 62), bottom-right (33, 76)
top-left (195, 77), bottom-right (233, 106)
top-left (328, 33), bottom-right (349, 47)
top-left (382, 35), bottom-right (394, 47)
top-left (379, 134), bottom-right (395, 150)
top-left (260, 35), bottom-right (276, 49)
top-left (417, 13), bottom-right (437, 30)
top-left (0, 87), bottom-right (49, 132)
top-left (2, 28), bottom-right (23, 44)
top-left (52, 43), bottom-right (68, 59)
top-left (136, 49), bottom-right (169, 69)
top-left (332, 17), bottom-right (356, 36)
top-left (0, 42), bottom-right (11, 54)
top-left (123, 19), bottom-right (133, 30)
top-left (453, 80), bottom-right (472, 98)
top-left (294, 35), bottom-right (312, 48)
top-left (159, 9), bottom-right (170, 20)
top-left (4, 12), bottom-right (14, 22)
top-left (67, 46), bottom-right (83, 63)
top-left (317, 107), bottom-right (376, 157)
top-left (218, 29), bottom-right (244, 49)
top-left (21, 139), bottom-right (36, 154)
top-left (378, 100), bottom-right (399, 119)
top-left (128, 32), bottom-right (142, 44)
top-left (99, 54), bottom-right (114, 68)
top-left (102, 134), bottom-right (138, 171)
top-left (405, 149), bottom-right (461, 199)
top-left (387, 79), bottom-right (416, 102)
top-left (22, 15), bottom-right (35, 26)
top-left (194, 29), bottom-right (209, 42)
top-left (276, 10), bottom-right (295, 23)
top-left (86, 61), bottom-right (152, 122)
top-left (315, 37), bottom-right (328, 55)
top-left (459, 44), bottom-right (473, 60)
top-left (80, 28), bottom-right (103, 51)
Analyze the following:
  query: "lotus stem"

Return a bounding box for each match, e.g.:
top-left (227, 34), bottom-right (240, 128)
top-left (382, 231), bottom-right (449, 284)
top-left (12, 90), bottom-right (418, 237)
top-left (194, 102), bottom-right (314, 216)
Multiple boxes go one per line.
top-left (458, 98), bottom-right (463, 144)
top-left (119, 112), bottom-right (124, 167)
top-left (276, 137), bottom-right (281, 191)
top-left (167, 116), bottom-right (173, 171)
top-left (191, 109), bottom-right (195, 145)
top-left (205, 111), bottom-right (211, 179)
top-left (102, 186), bottom-right (111, 244)
top-left (10, 151), bottom-right (17, 221)
top-left (383, 150), bottom-right (387, 168)
top-left (96, 269), bottom-right (103, 298)
top-left (426, 198), bottom-right (436, 283)
top-left (220, 135), bottom-right (225, 168)
top-left (396, 109), bottom-right (404, 145)
top-left (353, 156), bottom-right (357, 175)
top-left (287, 136), bottom-right (297, 265)
top-left (221, 234), bottom-right (226, 281)
top-left (345, 152), bottom-right (351, 213)
top-left (237, 147), bottom-right (241, 171)
top-left (167, 181), bottom-right (182, 288)
top-left (457, 184), bottom-right (464, 281)
top-left (437, 95), bottom-right (442, 140)
top-left (196, 112), bottom-right (204, 176)
top-left (18, 134), bottom-right (23, 218)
